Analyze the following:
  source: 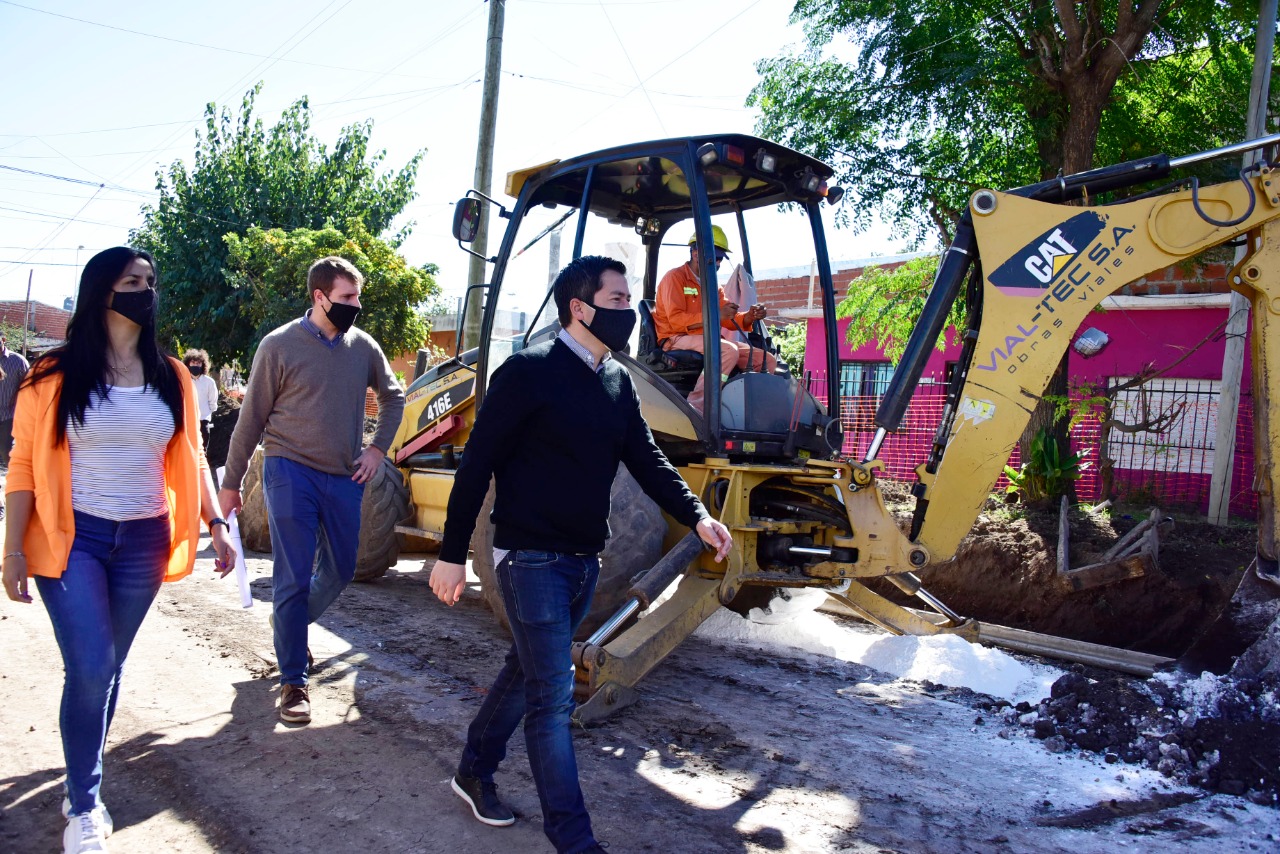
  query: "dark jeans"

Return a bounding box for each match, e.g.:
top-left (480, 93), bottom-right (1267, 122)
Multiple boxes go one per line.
top-left (459, 550), bottom-right (601, 854)
top-left (262, 455), bottom-right (364, 685)
top-left (35, 511), bottom-right (169, 816)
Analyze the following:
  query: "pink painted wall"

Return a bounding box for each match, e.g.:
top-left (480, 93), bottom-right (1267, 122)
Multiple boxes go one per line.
top-left (804, 303), bottom-right (1259, 516)
top-left (805, 304), bottom-right (1253, 388)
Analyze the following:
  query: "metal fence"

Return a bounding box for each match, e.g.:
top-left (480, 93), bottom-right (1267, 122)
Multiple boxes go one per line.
top-left (808, 372), bottom-right (1258, 518)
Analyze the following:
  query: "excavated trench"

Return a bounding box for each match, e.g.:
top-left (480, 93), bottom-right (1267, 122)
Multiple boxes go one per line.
top-left (873, 482), bottom-right (1256, 665)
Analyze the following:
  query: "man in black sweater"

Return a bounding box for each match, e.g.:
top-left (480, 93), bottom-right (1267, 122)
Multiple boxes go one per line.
top-left (430, 255), bottom-right (731, 854)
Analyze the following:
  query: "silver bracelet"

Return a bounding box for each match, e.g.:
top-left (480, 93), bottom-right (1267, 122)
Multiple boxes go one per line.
top-left (4, 551), bottom-right (25, 559)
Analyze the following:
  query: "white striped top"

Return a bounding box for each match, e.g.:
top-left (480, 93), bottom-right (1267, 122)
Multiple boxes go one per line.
top-left (69, 385), bottom-right (175, 521)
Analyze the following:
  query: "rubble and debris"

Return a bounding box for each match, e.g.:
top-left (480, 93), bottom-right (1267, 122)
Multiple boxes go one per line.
top-left (1008, 666), bottom-right (1280, 805)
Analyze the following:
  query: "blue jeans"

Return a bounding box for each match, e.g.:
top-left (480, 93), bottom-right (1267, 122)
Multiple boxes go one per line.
top-left (262, 455), bottom-right (364, 685)
top-left (459, 551), bottom-right (601, 854)
top-left (35, 511), bottom-right (170, 816)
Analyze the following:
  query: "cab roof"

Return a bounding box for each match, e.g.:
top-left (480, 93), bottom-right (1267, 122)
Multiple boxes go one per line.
top-left (505, 134), bottom-right (835, 226)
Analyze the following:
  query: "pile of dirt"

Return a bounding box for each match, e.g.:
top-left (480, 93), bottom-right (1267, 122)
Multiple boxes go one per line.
top-left (885, 488), bottom-right (1257, 660)
top-left (991, 667), bottom-right (1280, 806)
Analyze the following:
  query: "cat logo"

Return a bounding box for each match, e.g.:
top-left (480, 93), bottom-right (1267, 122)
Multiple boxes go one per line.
top-left (988, 211), bottom-right (1106, 296)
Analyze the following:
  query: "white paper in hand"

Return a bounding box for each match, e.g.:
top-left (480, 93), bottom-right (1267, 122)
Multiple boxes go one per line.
top-left (227, 510), bottom-right (253, 608)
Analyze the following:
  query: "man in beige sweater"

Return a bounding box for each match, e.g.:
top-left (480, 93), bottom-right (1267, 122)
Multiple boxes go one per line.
top-left (219, 256), bottom-right (404, 723)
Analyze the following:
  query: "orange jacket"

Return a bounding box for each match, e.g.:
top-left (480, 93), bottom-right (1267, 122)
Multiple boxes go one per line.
top-left (653, 263), bottom-right (750, 343)
top-left (6, 356), bottom-right (208, 581)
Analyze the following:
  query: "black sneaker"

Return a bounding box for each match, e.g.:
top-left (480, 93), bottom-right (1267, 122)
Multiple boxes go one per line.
top-left (451, 774), bottom-right (515, 827)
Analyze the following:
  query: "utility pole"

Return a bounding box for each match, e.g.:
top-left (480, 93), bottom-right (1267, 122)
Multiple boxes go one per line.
top-left (72, 244), bottom-right (84, 312)
top-left (547, 229), bottom-right (561, 288)
top-left (462, 0), bottom-right (505, 352)
top-left (1207, 0), bottom-right (1276, 525)
top-left (22, 269), bottom-right (33, 357)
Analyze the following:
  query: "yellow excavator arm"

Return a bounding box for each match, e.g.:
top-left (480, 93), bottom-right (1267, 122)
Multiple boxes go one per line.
top-left (916, 170), bottom-right (1280, 562)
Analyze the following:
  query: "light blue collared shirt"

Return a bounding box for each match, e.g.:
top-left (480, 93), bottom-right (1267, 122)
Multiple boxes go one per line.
top-left (557, 328), bottom-right (608, 374)
top-left (300, 308), bottom-right (344, 350)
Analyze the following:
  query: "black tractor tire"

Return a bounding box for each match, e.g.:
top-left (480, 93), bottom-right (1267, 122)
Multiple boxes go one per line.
top-left (353, 456), bottom-right (412, 582)
top-left (471, 464), bottom-right (669, 639)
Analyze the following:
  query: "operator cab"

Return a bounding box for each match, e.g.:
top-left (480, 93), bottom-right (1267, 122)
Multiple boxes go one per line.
top-left (454, 134), bottom-right (845, 465)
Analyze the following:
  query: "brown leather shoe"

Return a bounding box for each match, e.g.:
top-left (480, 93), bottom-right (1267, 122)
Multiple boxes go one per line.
top-left (279, 684), bottom-right (311, 724)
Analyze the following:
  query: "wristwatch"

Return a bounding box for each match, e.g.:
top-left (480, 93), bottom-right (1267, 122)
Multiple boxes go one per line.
top-left (208, 517), bottom-right (229, 532)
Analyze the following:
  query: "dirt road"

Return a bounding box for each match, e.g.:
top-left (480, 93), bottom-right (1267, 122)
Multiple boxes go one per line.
top-left (2, 539), bottom-right (1278, 853)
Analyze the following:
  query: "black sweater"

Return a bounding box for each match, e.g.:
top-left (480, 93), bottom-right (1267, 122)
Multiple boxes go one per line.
top-left (439, 339), bottom-right (708, 564)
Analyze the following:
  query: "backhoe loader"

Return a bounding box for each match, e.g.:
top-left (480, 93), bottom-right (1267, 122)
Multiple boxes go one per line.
top-left (354, 132), bottom-right (1280, 722)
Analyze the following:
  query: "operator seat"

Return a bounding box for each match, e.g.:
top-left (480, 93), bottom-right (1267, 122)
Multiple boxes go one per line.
top-left (637, 299), bottom-right (702, 395)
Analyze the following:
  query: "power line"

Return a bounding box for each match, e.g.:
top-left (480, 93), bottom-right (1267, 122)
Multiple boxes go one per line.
top-left (0, 164), bottom-right (155, 197)
top-left (0, 245), bottom-right (100, 251)
top-left (329, 6), bottom-right (484, 107)
top-left (0, 0), bottom-right (460, 82)
top-left (105, 0), bottom-right (358, 191)
top-left (596, 0), bottom-right (666, 133)
top-left (1, 149), bottom-right (186, 159)
top-left (536, 0), bottom-right (767, 157)
top-left (0, 184), bottom-right (105, 279)
top-left (0, 83), bottom-right (475, 143)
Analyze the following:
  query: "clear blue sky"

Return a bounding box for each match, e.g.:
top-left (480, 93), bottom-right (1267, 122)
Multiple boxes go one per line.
top-left (0, 0), bottom-right (904, 309)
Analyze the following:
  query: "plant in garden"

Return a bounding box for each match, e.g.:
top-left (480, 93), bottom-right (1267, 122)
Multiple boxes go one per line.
top-left (1004, 427), bottom-right (1090, 503)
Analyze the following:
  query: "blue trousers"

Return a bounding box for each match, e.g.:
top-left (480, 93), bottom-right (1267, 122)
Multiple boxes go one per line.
top-left (35, 511), bottom-right (169, 816)
top-left (459, 550), bottom-right (601, 854)
top-left (262, 456), bottom-right (364, 685)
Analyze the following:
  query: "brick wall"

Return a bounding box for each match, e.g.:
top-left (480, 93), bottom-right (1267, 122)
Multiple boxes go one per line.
top-left (1115, 261), bottom-right (1231, 296)
top-left (754, 257), bottom-right (1230, 313)
top-left (0, 300), bottom-right (72, 339)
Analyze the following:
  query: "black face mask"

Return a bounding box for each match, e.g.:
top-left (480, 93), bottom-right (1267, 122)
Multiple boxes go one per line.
top-left (110, 288), bottom-right (156, 327)
top-left (187, 364), bottom-right (205, 376)
top-left (584, 304), bottom-right (636, 352)
top-left (322, 295), bottom-right (360, 334)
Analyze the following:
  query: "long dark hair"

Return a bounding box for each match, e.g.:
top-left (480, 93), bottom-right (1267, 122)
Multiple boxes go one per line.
top-left (23, 246), bottom-right (184, 444)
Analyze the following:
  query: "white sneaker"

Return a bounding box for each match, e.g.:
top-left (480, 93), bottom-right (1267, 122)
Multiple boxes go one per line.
top-left (61, 798), bottom-right (113, 837)
top-left (63, 812), bottom-right (109, 853)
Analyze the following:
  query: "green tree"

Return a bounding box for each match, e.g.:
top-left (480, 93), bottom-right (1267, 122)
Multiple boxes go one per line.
top-left (131, 83), bottom-right (425, 366)
top-left (836, 255), bottom-right (956, 362)
top-left (768, 320), bottom-right (810, 375)
top-left (224, 220), bottom-right (440, 364)
top-left (751, 1), bottom-right (1257, 243)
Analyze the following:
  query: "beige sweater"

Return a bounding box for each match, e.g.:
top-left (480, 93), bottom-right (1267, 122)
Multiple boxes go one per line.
top-left (222, 317), bottom-right (404, 490)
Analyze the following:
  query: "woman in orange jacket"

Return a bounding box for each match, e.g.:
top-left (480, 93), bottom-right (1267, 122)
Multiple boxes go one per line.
top-left (1, 247), bottom-right (236, 854)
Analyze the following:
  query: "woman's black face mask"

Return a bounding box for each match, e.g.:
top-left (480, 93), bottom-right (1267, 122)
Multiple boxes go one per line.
top-left (109, 288), bottom-right (156, 327)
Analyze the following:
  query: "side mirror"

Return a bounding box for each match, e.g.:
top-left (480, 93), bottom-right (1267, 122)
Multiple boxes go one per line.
top-left (453, 198), bottom-right (482, 243)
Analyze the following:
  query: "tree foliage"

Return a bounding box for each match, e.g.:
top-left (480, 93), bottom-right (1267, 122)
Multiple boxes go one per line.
top-left (835, 255), bottom-right (959, 362)
top-left (751, 1), bottom-right (1259, 244)
top-left (224, 220), bottom-right (439, 365)
top-left (131, 83), bottom-right (425, 366)
top-left (768, 320), bottom-right (809, 375)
